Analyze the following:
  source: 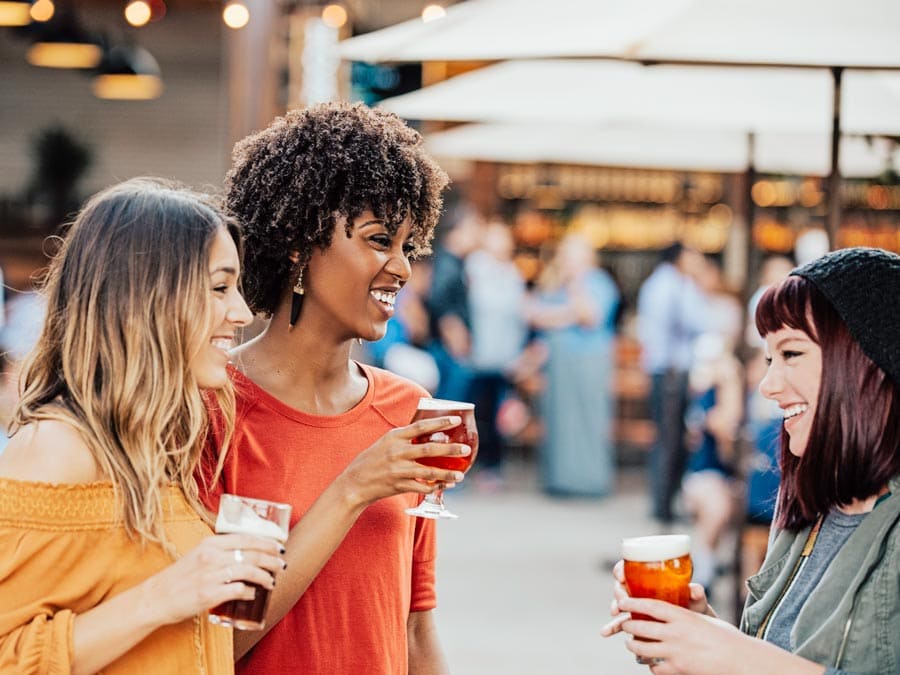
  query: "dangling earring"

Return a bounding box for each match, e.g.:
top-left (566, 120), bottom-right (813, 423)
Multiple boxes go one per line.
top-left (289, 268), bottom-right (304, 330)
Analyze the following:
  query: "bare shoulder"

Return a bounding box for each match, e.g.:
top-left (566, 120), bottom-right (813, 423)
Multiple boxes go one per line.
top-left (0, 419), bottom-right (103, 483)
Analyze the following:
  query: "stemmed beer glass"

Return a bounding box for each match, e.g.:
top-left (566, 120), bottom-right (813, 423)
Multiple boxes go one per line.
top-left (405, 398), bottom-right (479, 520)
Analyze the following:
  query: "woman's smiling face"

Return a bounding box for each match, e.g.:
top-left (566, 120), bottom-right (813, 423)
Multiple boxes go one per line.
top-left (302, 211), bottom-right (413, 342)
top-left (758, 326), bottom-right (823, 457)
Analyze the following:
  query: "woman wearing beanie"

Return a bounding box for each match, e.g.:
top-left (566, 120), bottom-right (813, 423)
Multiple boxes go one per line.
top-left (602, 246), bottom-right (900, 675)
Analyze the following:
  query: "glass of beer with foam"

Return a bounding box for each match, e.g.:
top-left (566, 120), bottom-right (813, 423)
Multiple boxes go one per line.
top-left (209, 494), bottom-right (291, 630)
top-left (404, 398), bottom-right (479, 520)
top-left (621, 534), bottom-right (692, 664)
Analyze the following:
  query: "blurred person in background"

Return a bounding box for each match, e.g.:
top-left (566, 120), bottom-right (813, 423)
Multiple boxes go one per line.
top-left (465, 220), bottom-right (528, 490)
top-left (527, 233), bottom-right (620, 497)
top-left (0, 178), bottom-right (285, 673)
top-left (426, 209), bottom-right (481, 402)
top-left (637, 242), bottom-right (709, 524)
top-left (604, 247), bottom-right (900, 675)
top-left (680, 255), bottom-right (745, 596)
top-left (202, 102), bottom-right (467, 675)
top-left (0, 290), bottom-right (49, 452)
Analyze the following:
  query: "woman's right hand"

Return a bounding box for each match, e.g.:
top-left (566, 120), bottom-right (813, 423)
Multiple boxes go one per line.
top-left (335, 415), bottom-right (472, 508)
top-left (601, 560), bottom-right (715, 638)
top-left (140, 533), bottom-right (286, 627)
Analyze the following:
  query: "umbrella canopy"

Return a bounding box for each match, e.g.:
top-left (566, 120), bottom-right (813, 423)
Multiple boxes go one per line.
top-left (339, 0), bottom-right (676, 63)
top-left (339, 0), bottom-right (900, 68)
top-left (627, 0), bottom-right (900, 69)
top-left (421, 122), bottom-right (899, 178)
top-left (379, 60), bottom-right (900, 137)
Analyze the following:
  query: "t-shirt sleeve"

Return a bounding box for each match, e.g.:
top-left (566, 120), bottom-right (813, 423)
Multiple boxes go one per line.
top-left (409, 515), bottom-right (437, 611)
top-left (0, 609), bottom-right (74, 674)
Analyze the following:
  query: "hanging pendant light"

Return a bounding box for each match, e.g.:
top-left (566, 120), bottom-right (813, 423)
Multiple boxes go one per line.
top-left (0, 1), bottom-right (31, 27)
top-left (25, 6), bottom-right (102, 69)
top-left (92, 43), bottom-right (163, 100)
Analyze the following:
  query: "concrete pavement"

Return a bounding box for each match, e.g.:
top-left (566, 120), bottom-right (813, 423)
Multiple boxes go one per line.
top-left (432, 462), bottom-right (737, 674)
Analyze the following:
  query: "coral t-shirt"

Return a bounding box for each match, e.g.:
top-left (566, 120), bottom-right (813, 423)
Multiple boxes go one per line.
top-left (201, 363), bottom-right (437, 675)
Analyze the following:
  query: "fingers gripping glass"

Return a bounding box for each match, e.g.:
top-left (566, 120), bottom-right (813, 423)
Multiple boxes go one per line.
top-left (209, 494), bottom-right (291, 630)
top-left (405, 398), bottom-right (479, 520)
top-left (621, 534), bottom-right (692, 665)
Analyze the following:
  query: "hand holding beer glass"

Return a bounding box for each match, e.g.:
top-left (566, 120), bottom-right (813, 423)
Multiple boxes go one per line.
top-left (405, 398), bottom-right (479, 520)
top-left (209, 494), bottom-right (291, 630)
top-left (621, 534), bottom-right (693, 665)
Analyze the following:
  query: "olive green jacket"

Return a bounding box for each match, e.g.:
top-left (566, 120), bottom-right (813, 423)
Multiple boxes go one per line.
top-left (740, 475), bottom-right (900, 674)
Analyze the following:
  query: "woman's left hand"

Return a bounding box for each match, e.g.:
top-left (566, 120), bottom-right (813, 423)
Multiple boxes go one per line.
top-left (613, 596), bottom-right (748, 675)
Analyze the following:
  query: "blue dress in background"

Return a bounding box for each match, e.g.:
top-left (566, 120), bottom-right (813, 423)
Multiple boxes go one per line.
top-left (535, 269), bottom-right (620, 496)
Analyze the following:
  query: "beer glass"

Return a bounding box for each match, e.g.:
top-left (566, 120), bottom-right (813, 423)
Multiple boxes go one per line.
top-left (208, 494), bottom-right (291, 630)
top-left (405, 398), bottom-right (479, 520)
top-left (621, 534), bottom-right (692, 665)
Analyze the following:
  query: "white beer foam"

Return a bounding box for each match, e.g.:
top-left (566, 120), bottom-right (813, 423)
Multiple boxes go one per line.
top-left (216, 503), bottom-right (288, 542)
top-left (417, 397), bottom-right (474, 411)
top-left (621, 534), bottom-right (691, 562)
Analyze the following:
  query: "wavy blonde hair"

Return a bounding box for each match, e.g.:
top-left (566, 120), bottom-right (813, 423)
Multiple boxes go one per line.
top-left (11, 178), bottom-right (238, 544)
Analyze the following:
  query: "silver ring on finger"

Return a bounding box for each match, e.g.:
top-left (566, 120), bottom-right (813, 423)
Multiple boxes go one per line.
top-left (233, 548), bottom-right (244, 564)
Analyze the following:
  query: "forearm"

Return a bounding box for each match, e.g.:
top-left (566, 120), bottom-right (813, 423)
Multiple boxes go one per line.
top-left (407, 610), bottom-right (449, 675)
top-left (733, 634), bottom-right (827, 675)
top-left (72, 584), bottom-right (163, 675)
top-left (233, 476), bottom-right (366, 659)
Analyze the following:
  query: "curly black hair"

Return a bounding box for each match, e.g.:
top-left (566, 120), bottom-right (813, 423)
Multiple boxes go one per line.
top-left (224, 101), bottom-right (450, 316)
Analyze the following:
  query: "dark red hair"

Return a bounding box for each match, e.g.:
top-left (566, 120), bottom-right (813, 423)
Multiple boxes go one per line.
top-left (755, 275), bottom-right (900, 530)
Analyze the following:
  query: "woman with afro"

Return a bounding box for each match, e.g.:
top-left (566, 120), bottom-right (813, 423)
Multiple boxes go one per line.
top-left (199, 102), bottom-right (468, 674)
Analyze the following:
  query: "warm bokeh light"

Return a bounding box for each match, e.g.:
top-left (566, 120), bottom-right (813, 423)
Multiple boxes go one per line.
top-left (30, 0), bottom-right (54, 22)
top-left (125, 0), bottom-right (152, 27)
top-left (26, 42), bottom-right (103, 69)
top-left (708, 203), bottom-right (733, 223)
top-left (751, 180), bottom-right (776, 207)
top-left (223, 2), bottom-right (249, 29)
top-left (321, 3), bottom-right (347, 28)
top-left (421, 4), bottom-right (446, 22)
top-left (0, 1), bottom-right (31, 26)
top-left (92, 73), bottom-right (163, 100)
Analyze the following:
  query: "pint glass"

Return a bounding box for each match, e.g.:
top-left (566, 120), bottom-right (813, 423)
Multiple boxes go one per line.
top-left (208, 494), bottom-right (291, 630)
top-left (621, 534), bottom-right (692, 664)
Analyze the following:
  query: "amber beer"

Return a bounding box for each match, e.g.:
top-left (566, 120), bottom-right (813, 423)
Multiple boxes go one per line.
top-left (209, 494), bottom-right (291, 631)
top-left (410, 398), bottom-right (479, 473)
top-left (622, 534), bottom-right (693, 621)
top-left (405, 398), bottom-right (479, 519)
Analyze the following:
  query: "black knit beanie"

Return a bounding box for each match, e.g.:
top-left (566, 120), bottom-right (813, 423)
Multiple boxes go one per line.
top-left (790, 246), bottom-right (900, 385)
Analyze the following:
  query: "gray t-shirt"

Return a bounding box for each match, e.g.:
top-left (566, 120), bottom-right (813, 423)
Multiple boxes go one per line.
top-left (763, 508), bottom-right (866, 675)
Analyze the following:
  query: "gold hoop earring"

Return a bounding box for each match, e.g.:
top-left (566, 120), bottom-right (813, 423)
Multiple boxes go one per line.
top-left (289, 268), bottom-right (304, 330)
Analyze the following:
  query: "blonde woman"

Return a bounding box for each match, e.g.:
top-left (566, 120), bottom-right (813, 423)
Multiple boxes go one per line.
top-left (0, 178), bottom-right (285, 674)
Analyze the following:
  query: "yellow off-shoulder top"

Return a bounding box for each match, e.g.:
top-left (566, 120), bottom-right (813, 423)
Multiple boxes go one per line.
top-left (0, 480), bottom-right (233, 674)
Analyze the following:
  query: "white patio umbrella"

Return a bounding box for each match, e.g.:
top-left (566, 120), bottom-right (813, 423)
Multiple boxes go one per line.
top-left (420, 122), bottom-right (899, 178)
top-left (379, 60), bottom-right (900, 138)
top-left (339, 0), bottom-right (900, 244)
top-left (340, 0), bottom-right (900, 68)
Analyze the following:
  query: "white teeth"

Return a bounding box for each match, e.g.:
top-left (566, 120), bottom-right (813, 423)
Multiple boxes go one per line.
top-left (783, 404), bottom-right (808, 420)
top-left (211, 339), bottom-right (232, 350)
top-left (371, 290), bottom-right (396, 307)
